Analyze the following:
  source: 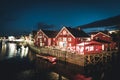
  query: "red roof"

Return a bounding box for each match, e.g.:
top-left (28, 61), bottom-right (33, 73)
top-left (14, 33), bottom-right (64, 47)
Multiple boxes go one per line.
top-left (65, 27), bottom-right (89, 37)
top-left (42, 29), bottom-right (58, 38)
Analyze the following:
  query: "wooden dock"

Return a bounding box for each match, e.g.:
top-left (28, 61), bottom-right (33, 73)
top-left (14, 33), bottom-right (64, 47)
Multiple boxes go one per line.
top-left (29, 45), bottom-right (118, 66)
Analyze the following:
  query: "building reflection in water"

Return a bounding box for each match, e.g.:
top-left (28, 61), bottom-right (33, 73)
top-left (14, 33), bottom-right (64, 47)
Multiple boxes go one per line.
top-left (20, 45), bottom-right (28, 58)
top-left (48, 72), bottom-right (69, 80)
top-left (0, 42), bottom-right (29, 59)
top-left (1, 41), bottom-right (7, 55)
top-left (7, 43), bottom-right (17, 58)
top-left (0, 42), bottom-right (119, 80)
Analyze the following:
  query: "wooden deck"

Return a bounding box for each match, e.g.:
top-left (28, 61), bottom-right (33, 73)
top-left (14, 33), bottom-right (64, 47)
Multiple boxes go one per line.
top-left (29, 45), bottom-right (118, 66)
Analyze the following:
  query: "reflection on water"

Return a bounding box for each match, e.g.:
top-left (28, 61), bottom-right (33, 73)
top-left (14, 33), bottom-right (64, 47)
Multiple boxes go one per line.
top-left (7, 43), bottom-right (17, 58)
top-left (0, 41), bottom-right (7, 60)
top-left (0, 41), bottom-right (120, 80)
top-left (1, 41), bottom-right (7, 54)
top-left (0, 42), bottom-right (29, 59)
top-left (48, 72), bottom-right (69, 80)
top-left (20, 45), bottom-right (29, 58)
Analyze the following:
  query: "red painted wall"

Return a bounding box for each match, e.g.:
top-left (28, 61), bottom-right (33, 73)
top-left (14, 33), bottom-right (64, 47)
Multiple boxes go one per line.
top-left (55, 28), bottom-right (76, 47)
top-left (34, 30), bottom-right (56, 47)
top-left (34, 30), bottom-right (49, 47)
top-left (93, 33), bottom-right (112, 42)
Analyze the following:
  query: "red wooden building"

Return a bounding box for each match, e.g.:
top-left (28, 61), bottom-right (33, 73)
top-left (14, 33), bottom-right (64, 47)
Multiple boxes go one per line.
top-left (55, 27), bottom-right (90, 51)
top-left (34, 27), bottom-right (116, 54)
top-left (34, 29), bottom-right (58, 47)
top-left (76, 41), bottom-right (102, 54)
top-left (91, 32), bottom-right (112, 42)
top-left (90, 32), bottom-right (116, 51)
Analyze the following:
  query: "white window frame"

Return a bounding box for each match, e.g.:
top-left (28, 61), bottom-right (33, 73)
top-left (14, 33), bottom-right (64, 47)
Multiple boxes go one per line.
top-left (40, 39), bottom-right (42, 42)
top-left (59, 37), bottom-right (62, 41)
top-left (39, 35), bottom-right (42, 38)
top-left (63, 30), bottom-right (67, 35)
top-left (63, 37), bottom-right (67, 41)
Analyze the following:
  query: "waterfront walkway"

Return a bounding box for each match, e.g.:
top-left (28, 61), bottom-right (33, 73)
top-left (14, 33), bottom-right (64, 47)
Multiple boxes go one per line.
top-left (28, 44), bottom-right (118, 66)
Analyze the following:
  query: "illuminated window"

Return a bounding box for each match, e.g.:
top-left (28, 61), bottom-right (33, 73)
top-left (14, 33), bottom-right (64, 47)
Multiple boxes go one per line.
top-left (39, 36), bottom-right (42, 38)
top-left (53, 38), bottom-right (55, 41)
top-left (63, 30), bottom-right (66, 35)
top-left (40, 39), bottom-right (42, 42)
top-left (59, 37), bottom-right (62, 41)
top-left (90, 46), bottom-right (94, 51)
top-left (40, 43), bottom-right (42, 46)
top-left (85, 46), bottom-right (89, 51)
top-left (44, 38), bottom-right (46, 41)
top-left (63, 38), bottom-right (67, 41)
top-left (81, 39), bottom-right (83, 41)
top-left (63, 42), bottom-right (67, 47)
top-left (69, 43), bottom-right (71, 47)
top-left (39, 33), bottom-right (42, 35)
top-left (68, 38), bottom-right (71, 41)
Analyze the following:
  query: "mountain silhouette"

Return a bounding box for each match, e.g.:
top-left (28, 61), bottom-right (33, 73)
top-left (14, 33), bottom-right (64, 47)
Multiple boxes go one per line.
top-left (77, 15), bottom-right (120, 29)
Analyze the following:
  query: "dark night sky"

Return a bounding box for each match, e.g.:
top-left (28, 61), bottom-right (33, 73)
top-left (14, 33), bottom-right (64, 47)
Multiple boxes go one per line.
top-left (0, 0), bottom-right (120, 36)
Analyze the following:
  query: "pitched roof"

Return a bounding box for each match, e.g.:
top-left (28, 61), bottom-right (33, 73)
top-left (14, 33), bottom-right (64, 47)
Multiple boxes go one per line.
top-left (94, 39), bottom-right (111, 43)
top-left (42, 29), bottom-right (58, 38)
top-left (89, 31), bottom-right (109, 35)
top-left (65, 27), bottom-right (89, 37)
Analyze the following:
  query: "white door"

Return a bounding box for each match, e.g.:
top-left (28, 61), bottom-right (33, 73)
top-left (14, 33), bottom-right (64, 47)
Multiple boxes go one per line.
top-left (59, 42), bottom-right (63, 48)
top-left (40, 43), bottom-right (42, 46)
